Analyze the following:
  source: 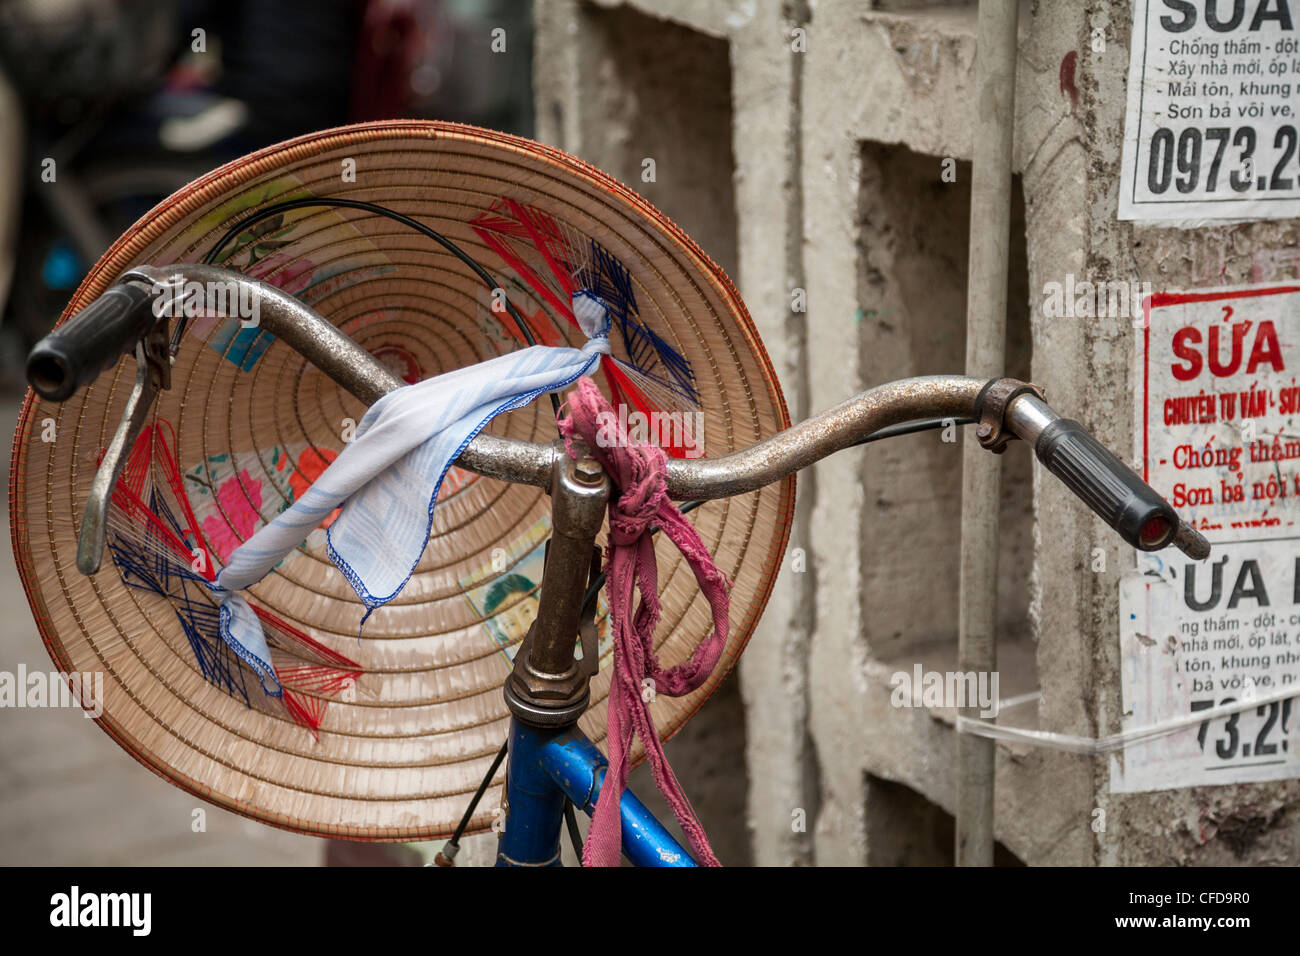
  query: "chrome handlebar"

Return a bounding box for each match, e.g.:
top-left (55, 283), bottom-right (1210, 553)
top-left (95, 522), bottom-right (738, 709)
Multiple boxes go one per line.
top-left (31, 264), bottom-right (1211, 572)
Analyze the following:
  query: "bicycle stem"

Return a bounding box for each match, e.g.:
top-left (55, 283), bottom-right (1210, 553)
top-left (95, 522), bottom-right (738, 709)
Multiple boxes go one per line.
top-left (502, 444), bottom-right (609, 727)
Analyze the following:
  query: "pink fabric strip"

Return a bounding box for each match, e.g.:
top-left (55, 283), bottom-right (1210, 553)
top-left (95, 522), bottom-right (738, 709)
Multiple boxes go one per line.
top-left (558, 377), bottom-right (730, 867)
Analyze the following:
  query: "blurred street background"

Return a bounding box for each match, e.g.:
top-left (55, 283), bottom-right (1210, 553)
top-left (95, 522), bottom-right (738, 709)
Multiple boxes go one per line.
top-left (0, 0), bottom-right (535, 867)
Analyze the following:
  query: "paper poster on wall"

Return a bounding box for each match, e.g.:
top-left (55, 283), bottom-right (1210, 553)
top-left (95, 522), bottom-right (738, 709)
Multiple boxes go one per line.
top-left (1115, 283), bottom-right (1300, 792)
top-left (1118, 1), bottom-right (1300, 222)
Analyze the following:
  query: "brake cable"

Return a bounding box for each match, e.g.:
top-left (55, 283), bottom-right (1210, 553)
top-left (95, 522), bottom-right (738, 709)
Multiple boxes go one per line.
top-left (435, 739), bottom-right (509, 866)
top-left (849, 415), bottom-right (975, 446)
top-left (564, 800), bottom-right (584, 860)
top-left (195, 196), bottom-right (563, 421)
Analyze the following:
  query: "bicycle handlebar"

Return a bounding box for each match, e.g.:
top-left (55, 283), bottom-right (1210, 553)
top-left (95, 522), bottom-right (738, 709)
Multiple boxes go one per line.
top-left (26, 279), bottom-right (157, 401)
top-left (26, 265), bottom-right (1211, 562)
top-left (1000, 392), bottom-right (1200, 556)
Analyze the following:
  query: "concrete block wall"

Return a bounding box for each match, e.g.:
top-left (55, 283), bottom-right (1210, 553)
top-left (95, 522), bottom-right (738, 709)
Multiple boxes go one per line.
top-left (532, 0), bottom-right (1300, 865)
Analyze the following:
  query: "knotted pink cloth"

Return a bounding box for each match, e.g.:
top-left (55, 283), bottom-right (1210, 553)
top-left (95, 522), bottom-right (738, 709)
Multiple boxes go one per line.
top-left (558, 377), bottom-right (730, 867)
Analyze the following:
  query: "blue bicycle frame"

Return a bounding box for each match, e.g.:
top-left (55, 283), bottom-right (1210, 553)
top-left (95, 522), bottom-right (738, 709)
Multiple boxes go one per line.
top-left (495, 718), bottom-right (695, 867)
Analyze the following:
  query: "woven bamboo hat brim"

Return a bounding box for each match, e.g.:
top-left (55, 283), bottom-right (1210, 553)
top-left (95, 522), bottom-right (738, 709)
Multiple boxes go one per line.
top-left (9, 120), bottom-right (794, 840)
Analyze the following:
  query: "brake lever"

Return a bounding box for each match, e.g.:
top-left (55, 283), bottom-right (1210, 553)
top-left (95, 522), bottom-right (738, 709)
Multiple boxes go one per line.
top-left (77, 319), bottom-right (170, 574)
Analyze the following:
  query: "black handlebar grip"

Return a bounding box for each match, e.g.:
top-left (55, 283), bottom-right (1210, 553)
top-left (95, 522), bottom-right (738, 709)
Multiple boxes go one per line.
top-left (26, 282), bottom-right (157, 401)
top-left (1035, 419), bottom-right (1178, 552)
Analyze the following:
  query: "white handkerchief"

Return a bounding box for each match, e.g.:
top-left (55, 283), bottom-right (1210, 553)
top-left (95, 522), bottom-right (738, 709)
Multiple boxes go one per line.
top-left (213, 294), bottom-right (612, 683)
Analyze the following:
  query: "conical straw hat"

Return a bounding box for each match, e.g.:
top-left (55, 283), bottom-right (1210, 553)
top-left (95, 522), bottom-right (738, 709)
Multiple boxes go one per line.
top-left (9, 120), bottom-right (794, 840)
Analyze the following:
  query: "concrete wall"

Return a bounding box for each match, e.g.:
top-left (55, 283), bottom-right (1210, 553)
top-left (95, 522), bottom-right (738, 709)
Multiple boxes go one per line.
top-left (532, 0), bottom-right (1300, 866)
